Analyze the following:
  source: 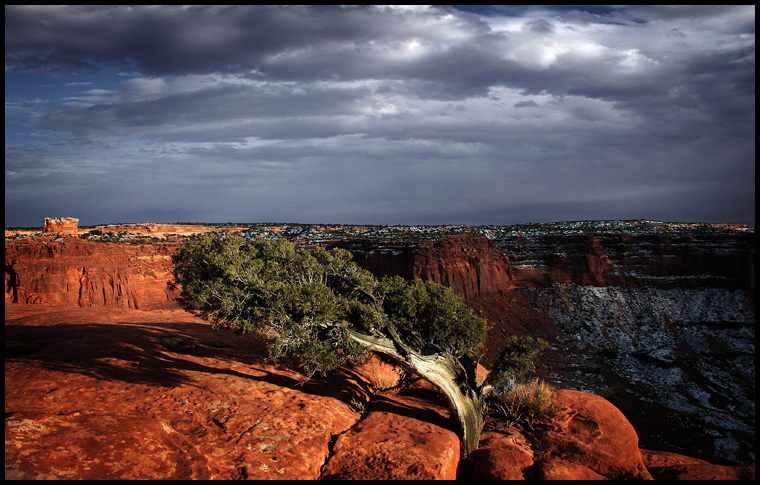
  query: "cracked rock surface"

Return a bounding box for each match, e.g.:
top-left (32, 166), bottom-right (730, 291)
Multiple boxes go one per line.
top-left (4, 304), bottom-right (459, 480)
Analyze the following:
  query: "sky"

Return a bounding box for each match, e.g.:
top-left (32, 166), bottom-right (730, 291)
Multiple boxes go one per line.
top-left (5, 5), bottom-right (755, 228)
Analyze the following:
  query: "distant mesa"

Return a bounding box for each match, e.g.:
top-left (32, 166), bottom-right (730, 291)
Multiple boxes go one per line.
top-left (42, 217), bottom-right (79, 236)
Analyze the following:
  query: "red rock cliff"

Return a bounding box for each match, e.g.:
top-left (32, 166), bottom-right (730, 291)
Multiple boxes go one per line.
top-left (344, 230), bottom-right (754, 299)
top-left (5, 238), bottom-right (179, 310)
top-left (497, 231), bottom-right (755, 294)
top-left (6, 226), bottom-right (753, 312)
top-left (4, 222), bottom-right (755, 470)
top-left (410, 234), bottom-right (512, 300)
top-left (338, 229), bottom-right (754, 305)
top-left (43, 217), bottom-right (79, 236)
top-left (334, 233), bottom-right (515, 301)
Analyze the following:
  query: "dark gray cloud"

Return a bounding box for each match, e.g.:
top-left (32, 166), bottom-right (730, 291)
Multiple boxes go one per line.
top-left (5, 6), bottom-right (487, 79)
top-left (4, 5), bottom-right (755, 227)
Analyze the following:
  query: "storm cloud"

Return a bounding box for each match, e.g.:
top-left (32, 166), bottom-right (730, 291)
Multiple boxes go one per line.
top-left (5, 5), bottom-right (755, 227)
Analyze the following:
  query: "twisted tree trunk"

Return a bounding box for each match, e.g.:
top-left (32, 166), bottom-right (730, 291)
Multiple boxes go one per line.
top-left (347, 328), bottom-right (486, 458)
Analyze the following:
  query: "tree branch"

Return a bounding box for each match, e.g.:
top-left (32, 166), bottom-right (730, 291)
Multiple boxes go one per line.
top-left (346, 327), bottom-right (484, 458)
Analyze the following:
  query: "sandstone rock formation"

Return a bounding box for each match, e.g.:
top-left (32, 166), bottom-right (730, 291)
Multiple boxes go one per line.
top-left (42, 217), bottom-right (79, 236)
top-left (4, 304), bottom-right (457, 480)
top-left (321, 393), bottom-right (461, 480)
top-left (471, 389), bottom-right (654, 480)
top-left (93, 223), bottom-right (248, 240)
top-left (470, 430), bottom-right (536, 479)
top-left (5, 238), bottom-right (179, 310)
top-left (338, 226), bottom-right (755, 467)
top-left (640, 449), bottom-right (756, 480)
top-left (333, 233), bottom-right (513, 300)
top-left (533, 389), bottom-right (652, 479)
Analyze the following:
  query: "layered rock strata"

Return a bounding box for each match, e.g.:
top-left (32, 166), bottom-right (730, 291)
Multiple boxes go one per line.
top-left (5, 238), bottom-right (179, 310)
top-left (334, 224), bottom-right (754, 466)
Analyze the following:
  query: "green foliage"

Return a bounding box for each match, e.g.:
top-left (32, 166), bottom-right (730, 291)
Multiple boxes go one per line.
top-left (172, 234), bottom-right (487, 374)
top-left (379, 276), bottom-right (487, 357)
top-left (487, 336), bottom-right (549, 385)
top-left (172, 235), bottom-right (375, 373)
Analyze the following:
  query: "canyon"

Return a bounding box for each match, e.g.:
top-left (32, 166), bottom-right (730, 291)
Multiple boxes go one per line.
top-left (5, 219), bottom-right (755, 478)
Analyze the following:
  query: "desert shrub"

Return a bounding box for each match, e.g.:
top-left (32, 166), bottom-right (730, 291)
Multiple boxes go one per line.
top-left (487, 378), bottom-right (562, 431)
top-left (487, 335), bottom-right (549, 385)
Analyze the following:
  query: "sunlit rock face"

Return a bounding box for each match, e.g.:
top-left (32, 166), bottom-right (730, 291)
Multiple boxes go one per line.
top-left (5, 238), bottom-right (180, 310)
top-left (338, 233), bottom-right (512, 300)
top-left (43, 217), bottom-right (79, 236)
top-left (5, 304), bottom-right (753, 480)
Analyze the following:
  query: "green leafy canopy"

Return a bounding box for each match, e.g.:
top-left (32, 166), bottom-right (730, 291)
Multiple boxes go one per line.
top-left (487, 335), bottom-right (549, 385)
top-left (172, 234), bottom-right (487, 373)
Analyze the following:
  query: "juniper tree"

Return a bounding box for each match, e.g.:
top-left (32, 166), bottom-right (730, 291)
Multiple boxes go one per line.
top-left (172, 233), bottom-right (540, 457)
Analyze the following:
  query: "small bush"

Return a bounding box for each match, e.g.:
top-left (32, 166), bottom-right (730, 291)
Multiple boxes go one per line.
top-left (487, 378), bottom-right (562, 431)
top-left (487, 336), bottom-right (549, 385)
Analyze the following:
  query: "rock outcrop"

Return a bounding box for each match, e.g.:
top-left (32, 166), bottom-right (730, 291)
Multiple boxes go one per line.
top-left (42, 217), bottom-right (79, 236)
top-left (3, 304), bottom-right (459, 480)
top-left (533, 389), bottom-right (653, 479)
top-left (352, 228), bottom-right (754, 296)
top-left (470, 430), bottom-right (536, 479)
top-left (520, 283), bottom-right (755, 466)
top-left (333, 234), bottom-right (512, 300)
top-left (337, 224), bottom-right (755, 467)
top-left (640, 449), bottom-right (756, 480)
top-left (412, 234), bottom-right (514, 300)
top-left (488, 228), bottom-right (755, 294)
top-left (5, 304), bottom-right (358, 480)
top-left (321, 393), bottom-right (460, 480)
top-left (5, 238), bottom-right (179, 310)
top-left (93, 223), bottom-right (248, 240)
top-left (472, 389), bottom-right (654, 480)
